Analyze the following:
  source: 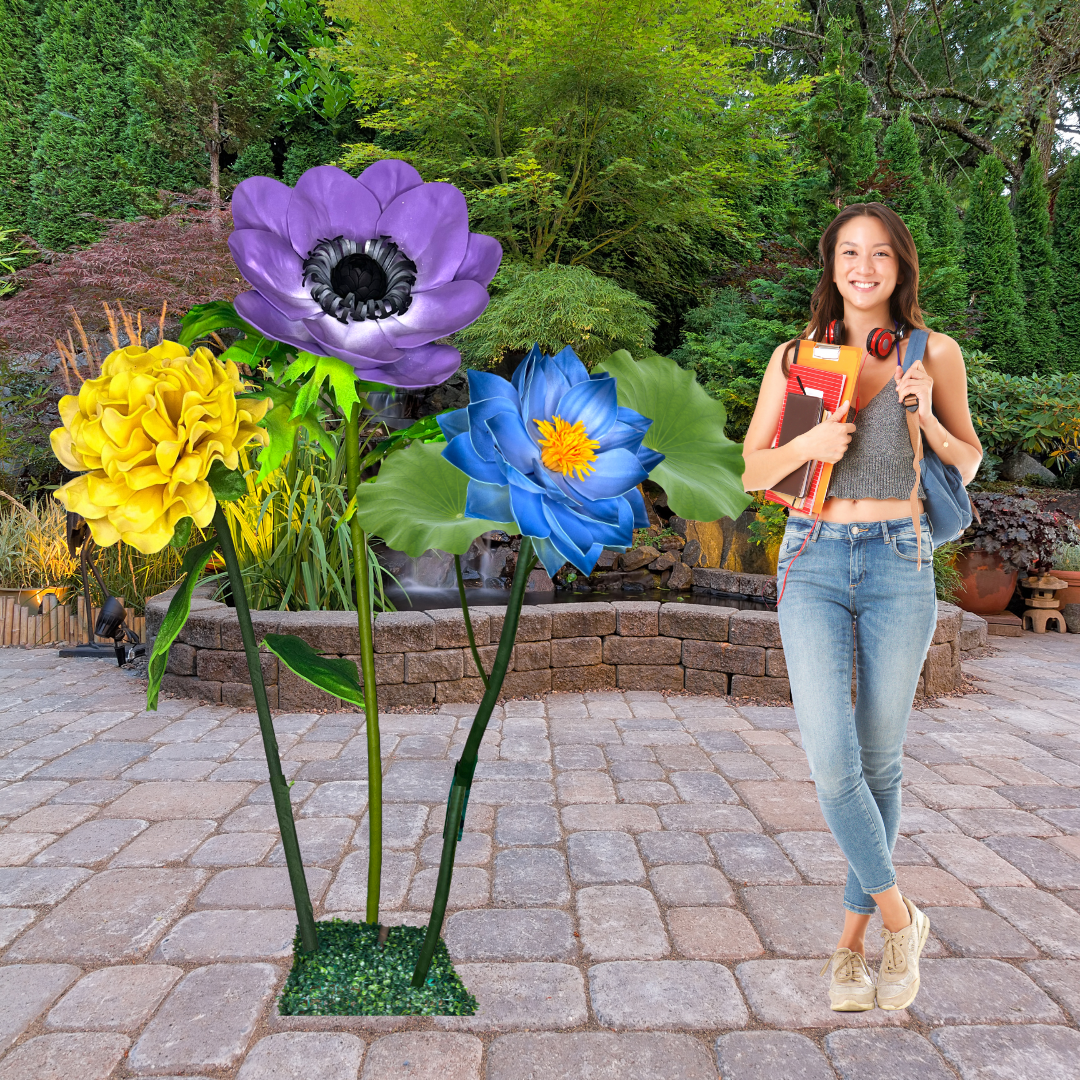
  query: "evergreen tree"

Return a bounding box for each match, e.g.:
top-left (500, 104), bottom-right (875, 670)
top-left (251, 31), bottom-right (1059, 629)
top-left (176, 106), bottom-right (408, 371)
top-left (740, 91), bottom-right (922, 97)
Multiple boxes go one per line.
top-left (0, 0), bottom-right (41, 235)
top-left (961, 155), bottom-right (1026, 373)
top-left (1052, 156), bottom-right (1080, 375)
top-left (922, 171), bottom-right (967, 329)
top-left (882, 115), bottom-right (931, 258)
top-left (1014, 155), bottom-right (1058, 373)
top-left (29, 0), bottom-right (139, 248)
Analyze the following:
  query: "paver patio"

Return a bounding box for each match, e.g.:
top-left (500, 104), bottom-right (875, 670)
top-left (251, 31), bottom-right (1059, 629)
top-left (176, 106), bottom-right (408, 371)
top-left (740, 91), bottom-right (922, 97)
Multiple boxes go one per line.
top-left (0, 630), bottom-right (1078, 1078)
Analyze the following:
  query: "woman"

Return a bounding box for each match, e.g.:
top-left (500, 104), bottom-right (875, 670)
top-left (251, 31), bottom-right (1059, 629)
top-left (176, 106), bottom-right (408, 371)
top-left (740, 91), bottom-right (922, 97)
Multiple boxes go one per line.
top-left (741, 203), bottom-right (982, 1012)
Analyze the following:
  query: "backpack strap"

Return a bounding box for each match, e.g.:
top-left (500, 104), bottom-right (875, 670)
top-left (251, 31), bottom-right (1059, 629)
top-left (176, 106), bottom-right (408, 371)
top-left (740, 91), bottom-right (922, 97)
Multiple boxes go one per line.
top-left (900, 329), bottom-right (929, 569)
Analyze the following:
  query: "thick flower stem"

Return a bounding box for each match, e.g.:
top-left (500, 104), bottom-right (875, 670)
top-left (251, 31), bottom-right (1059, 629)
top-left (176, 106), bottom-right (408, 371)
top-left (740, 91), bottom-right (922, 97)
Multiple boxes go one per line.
top-left (213, 506), bottom-right (318, 953)
top-left (454, 554), bottom-right (488, 687)
top-left (345, 403), bottom-right (382, 925)
top-left (411, 538), bottom-right (537, 988)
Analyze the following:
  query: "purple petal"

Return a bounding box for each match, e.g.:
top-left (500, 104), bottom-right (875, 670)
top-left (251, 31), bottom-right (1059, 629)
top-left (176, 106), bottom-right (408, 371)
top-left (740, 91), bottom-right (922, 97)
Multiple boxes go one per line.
top-left (228, 230), bottom-right (322, 320)
top-left (234, 291), bottom-right (321, 354)
top-left (377, 182), bottom-right (469, 290)
top-left (231, 176), bottom-right (292, 238)
top-left (356, 159), bottom-right (424, 210)
top-left (381, 279), bottom-right (490, 349)
top-left (455, 233), bottom-right (502, 287)
top-left (302, 313), bottom-right (404, 364)
top-left (286, 166), bottom-right (382, 260)
top-left (346, 344), bottom-right (462, 389)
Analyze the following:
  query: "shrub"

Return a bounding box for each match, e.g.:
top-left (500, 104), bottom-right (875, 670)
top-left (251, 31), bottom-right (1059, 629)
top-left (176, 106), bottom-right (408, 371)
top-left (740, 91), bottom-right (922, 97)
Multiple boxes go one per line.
top-left (964, 492), bottom-right (1079, 573)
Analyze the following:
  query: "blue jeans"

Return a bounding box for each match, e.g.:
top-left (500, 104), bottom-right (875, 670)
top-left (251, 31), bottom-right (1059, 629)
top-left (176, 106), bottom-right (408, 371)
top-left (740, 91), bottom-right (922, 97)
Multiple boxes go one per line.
top-left (776, 513), bottom-right (937, 914)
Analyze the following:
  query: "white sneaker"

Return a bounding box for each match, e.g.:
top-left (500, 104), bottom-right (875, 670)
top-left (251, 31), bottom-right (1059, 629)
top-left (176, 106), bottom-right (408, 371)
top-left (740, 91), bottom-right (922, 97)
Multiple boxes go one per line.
top-left (876, 897), bottom-right (930, 1011)
top-left (820, 947), bottom-right (876, 1012)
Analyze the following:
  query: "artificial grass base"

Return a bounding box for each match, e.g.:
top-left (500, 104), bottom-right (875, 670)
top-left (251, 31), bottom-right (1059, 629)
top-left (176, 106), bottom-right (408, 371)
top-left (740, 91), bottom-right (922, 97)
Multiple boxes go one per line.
top-left (278, 919), bottom-right (478, 1016)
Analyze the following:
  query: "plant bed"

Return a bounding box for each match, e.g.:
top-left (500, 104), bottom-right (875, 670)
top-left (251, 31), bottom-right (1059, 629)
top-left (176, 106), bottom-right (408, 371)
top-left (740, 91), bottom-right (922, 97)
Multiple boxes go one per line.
top-left (278, 920), bottom-right (477, 1017)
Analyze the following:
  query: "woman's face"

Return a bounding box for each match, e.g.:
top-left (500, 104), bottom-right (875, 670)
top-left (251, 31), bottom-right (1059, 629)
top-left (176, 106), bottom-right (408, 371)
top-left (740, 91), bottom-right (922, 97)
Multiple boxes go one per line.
top-left (832, 216), bottom-right (901, 315)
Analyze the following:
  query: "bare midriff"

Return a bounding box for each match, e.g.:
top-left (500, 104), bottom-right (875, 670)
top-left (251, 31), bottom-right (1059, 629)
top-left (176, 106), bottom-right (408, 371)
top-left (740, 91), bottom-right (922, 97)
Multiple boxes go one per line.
top-left (796, 496), bottom-right (922, 525)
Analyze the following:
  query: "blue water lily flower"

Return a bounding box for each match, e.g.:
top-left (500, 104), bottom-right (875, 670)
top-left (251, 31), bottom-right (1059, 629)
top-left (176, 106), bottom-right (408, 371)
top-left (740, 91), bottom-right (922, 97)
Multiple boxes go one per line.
top-left (437, 344), bottom-right (664, 577)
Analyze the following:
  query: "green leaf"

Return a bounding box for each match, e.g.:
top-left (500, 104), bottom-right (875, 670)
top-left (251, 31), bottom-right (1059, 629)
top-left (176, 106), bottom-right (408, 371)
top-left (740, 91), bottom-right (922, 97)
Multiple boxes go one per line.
top-left (206, 460), bottom-right (248, 503)
top-left (286, 352), bottom-right (363, 420)
top-left (168, 516), bottom-right (193, 549)
top-left (146, 536), bottom-right (219, 710)
top-left (351, 441), bottom-right (516, 556)
top-left (263, 633), bottom-right (365, 706)
top-left (595, 350), bottom-right (751, 523)
top-left (178, 302), bottom-right (259, 348)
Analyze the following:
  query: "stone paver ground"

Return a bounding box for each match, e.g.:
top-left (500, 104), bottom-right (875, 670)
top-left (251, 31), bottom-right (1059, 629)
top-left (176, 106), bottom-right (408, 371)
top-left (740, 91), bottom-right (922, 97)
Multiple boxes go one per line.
top-left (0, 632), bottom-right (1078, 1078)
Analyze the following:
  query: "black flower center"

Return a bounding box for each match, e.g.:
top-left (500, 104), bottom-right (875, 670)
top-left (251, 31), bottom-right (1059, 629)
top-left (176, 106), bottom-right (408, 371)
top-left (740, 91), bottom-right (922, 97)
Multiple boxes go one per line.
top-left (302, 235), bottom-right (416, 323)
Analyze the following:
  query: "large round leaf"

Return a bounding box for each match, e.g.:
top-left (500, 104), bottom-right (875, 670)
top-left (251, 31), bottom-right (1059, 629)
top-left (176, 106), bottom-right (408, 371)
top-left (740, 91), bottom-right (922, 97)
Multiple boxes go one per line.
top-left (352, 440), bottom-right (516, 556)
top-left (596, 351), bottom-right (750, 523)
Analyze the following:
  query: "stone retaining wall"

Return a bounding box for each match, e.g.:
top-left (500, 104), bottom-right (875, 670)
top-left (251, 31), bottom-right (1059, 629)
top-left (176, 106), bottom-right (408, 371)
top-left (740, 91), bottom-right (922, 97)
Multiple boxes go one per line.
top-left (147, 592), bottom-right (977, 710)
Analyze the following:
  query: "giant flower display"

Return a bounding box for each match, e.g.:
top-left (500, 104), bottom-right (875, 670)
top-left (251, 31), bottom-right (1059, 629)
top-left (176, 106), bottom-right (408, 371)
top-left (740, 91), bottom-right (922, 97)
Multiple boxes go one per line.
top-left (437, 344), bottom-right (663, 577)
top-left (51, 341), bottom-right (269, 554)
top-left (229, 161), bottom-right (502, 389)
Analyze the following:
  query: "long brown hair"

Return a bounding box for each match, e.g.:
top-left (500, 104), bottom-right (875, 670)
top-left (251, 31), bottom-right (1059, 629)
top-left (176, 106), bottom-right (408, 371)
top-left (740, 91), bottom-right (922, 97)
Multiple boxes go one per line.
top-left (782, 202), bottom-right (927, 375)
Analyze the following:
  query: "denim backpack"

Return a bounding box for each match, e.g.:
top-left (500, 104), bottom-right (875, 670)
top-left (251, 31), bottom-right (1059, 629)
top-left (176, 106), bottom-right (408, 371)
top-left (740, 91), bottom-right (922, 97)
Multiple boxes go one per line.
top-left (900, 329), bottom-right (974, 563)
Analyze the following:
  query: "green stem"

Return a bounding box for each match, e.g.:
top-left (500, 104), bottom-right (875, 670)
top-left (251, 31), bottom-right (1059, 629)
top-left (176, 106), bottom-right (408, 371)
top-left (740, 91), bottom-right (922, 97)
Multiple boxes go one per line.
top-left (455, 554), bottom-right (488, 687)
top-left (411, 537), bottom-right (537, 988)
top-left (345, 402), bottom-right (382, 925)
top-left (213, 506), bottom-right (317, 953)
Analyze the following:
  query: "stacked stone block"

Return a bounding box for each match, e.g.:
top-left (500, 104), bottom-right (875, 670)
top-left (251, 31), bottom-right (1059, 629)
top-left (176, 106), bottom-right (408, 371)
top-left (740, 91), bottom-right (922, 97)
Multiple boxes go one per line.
top-left (147, 592), bottom-right (970, 709)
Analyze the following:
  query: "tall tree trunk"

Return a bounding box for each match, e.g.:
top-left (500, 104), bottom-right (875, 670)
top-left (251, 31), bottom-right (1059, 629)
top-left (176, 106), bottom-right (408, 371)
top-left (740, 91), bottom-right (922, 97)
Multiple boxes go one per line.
top-left (209, 99), bottom-right (222, 232)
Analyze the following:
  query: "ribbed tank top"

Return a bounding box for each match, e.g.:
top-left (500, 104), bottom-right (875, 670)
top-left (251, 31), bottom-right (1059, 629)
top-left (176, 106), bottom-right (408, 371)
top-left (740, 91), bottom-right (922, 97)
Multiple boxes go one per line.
top-left (828, 381), bottom-right (926, 501)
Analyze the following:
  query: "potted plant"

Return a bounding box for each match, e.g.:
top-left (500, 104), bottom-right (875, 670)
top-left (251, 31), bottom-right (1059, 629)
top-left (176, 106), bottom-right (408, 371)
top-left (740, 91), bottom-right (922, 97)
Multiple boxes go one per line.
top-left (1051, 540), bottom-right (1080, 608)
top-left (956, 492), bottom-right (1076, 615)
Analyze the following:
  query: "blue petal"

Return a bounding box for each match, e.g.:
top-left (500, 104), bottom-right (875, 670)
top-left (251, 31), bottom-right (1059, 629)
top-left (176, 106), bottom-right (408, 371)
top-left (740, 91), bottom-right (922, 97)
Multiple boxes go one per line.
top-left (578, 495), bottom-right (624, 526)
top-left (467, 397), bottom-right (519, 461)
top-left (624, 485), bottom-right (650, 529)
top-left (504, 463), bottom-right (546, 494)
top-left (524, 355), bottom-right (571, 444)
top-left (465, 481), bottom-right (513, 524)
top-left (636, 445), bottom-right (665, 473)
top-left (486, 409), bottom-right (543, 476)
top-left (596, 419), bottom-right (646, 455)
top-left (531, 536), bottom-right (570, 579)
top-left (509, 487), bottom-right (551, 540)
top-left (546, 499), bottom-right (598, 554)
top-left (554, 375), bottom-right (618, 440)
top-left (437, 408), bottom-right (470, 441)
top-left (467, 370), bottom-right (520, 408)
top-left (549, 345), bottom-right (590, 387)
top-left (561, 499), bottom-right (631, 548)
top-left (443, 432), bottom-right (506, 485)
top-left (564, 447), bottom-right (649, 502)
top-left (511, 343), bottom-right (544, 397)
top-left (616, 405), bottom-right (652, 432)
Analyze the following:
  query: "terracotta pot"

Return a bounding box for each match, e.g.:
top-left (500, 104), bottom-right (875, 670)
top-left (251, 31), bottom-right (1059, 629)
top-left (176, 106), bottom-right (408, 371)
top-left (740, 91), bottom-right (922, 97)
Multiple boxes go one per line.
top-left (1051, 568), bottom-right (1080, 608)
top-left (954, 549), bottom-right (1018, 616)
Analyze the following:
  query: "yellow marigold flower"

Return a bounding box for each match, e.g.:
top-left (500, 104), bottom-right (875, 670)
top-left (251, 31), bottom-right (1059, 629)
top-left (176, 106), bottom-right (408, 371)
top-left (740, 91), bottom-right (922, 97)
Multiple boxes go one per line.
top-left (51, 340), bottom-right (270, 554)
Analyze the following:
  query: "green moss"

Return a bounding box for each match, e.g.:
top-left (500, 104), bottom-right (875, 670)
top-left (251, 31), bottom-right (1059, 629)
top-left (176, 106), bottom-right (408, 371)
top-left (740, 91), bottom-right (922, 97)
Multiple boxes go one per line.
top-left (278, 920), bottom-right (478, 1016)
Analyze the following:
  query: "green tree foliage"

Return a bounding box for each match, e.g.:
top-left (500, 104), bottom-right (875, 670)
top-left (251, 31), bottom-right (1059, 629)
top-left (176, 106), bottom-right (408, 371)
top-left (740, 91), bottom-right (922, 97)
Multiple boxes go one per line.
top-left (28, 0), bottom-right (139, 249)
top-left (923, 170), bottom-right (967, 329)
top-left (0, 0), bottom-right (41, 235)
top-left (1053, 157), bottom-right (1080, 375)
top-left (329, 0), bottom-right (807, 311)
top-left (132, 0), bottom-right (277, 221)
top-left (961, 155), bottom-right (1026, 372)
top-left (456, 264), bottom-right (656, 369)
top-left (1014, 155), bottom-right (1058, 373)
top-left (882, 115), bottom-right (931, 257)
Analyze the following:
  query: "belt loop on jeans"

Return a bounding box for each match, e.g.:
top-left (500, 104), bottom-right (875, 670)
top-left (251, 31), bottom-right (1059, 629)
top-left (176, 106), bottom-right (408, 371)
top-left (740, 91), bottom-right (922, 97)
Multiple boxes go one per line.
top-left (882, 517), bottom-right (891, 545)
top-left (810, 517), bottom-right (823, 543)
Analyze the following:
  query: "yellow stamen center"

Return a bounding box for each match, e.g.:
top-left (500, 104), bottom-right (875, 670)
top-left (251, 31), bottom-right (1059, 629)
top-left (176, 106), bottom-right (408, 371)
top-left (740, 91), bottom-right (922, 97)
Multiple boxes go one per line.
top-left (535, 415), bottom-right (600, 481)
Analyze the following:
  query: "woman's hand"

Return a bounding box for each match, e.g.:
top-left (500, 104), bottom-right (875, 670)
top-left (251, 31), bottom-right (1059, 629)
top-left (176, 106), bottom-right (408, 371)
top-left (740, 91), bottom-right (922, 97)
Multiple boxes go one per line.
top-left (894, 358), bottom-right (933, 424)
top-left (795, 400), bottom-right (856, 464)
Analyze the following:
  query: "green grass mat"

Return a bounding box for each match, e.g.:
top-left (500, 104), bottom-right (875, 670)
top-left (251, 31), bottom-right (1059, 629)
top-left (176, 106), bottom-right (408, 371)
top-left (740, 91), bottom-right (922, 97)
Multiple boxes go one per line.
top-left (278, 919), bottom-right (478, 1016)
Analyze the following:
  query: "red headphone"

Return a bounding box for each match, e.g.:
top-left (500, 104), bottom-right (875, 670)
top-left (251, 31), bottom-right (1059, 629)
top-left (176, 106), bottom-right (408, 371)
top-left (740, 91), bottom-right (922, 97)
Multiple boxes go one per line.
top-left (824, 320), bottom-right (900, 358)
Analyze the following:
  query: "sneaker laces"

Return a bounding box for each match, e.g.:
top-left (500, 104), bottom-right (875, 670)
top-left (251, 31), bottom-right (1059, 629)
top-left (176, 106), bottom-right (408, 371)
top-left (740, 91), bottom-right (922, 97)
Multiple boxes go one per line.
top-left (880, 927), bottom-right (907, 975)
top-left (820, 949), bottom-right (867, 982)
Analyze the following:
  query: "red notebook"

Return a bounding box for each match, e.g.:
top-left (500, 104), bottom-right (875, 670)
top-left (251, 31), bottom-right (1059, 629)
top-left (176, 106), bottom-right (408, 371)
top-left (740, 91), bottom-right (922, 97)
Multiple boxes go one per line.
top-left (765, 364), bottom-right (848, 513)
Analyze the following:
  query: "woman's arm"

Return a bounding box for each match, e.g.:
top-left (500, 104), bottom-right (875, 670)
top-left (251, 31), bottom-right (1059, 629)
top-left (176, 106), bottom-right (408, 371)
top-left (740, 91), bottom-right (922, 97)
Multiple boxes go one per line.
top-left (894, 332), bottom-right (983, 485)
top-left (741, 342), bottom-right (858, 493)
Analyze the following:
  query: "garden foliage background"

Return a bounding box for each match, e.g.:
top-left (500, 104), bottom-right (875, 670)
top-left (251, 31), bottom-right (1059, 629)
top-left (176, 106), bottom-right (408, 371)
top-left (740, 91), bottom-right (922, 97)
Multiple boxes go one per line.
top-left (2, 0), bottom-right (1080, 544)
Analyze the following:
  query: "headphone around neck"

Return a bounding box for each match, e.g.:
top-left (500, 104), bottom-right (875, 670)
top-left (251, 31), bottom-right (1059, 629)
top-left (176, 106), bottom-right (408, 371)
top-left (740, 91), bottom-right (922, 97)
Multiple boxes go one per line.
top-left (823, 319), bottom-right (903, 359)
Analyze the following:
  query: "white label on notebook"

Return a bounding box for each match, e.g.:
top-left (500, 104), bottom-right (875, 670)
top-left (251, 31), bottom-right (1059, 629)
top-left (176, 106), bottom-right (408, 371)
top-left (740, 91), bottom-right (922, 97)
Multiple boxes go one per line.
top-left (805, 387), bottom-right (824, 399)
top-left (812, 344), bottom-right (842, 361)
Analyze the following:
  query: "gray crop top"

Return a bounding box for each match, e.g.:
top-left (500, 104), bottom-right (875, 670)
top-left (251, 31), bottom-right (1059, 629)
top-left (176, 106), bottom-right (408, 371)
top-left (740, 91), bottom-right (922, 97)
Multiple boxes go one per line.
top-left (827, 381), bottom-right (926, 501)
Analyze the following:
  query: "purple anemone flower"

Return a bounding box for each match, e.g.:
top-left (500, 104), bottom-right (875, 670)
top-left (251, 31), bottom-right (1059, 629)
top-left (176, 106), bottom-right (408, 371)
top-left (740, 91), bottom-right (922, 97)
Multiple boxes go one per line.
top-left (228, 160), bottom-right (502, 389)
